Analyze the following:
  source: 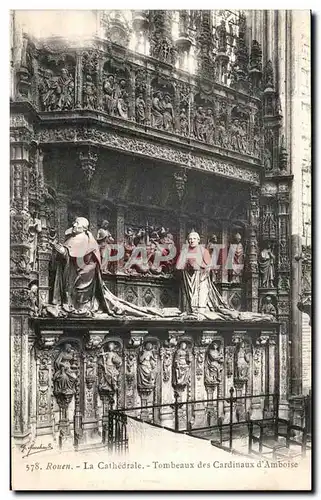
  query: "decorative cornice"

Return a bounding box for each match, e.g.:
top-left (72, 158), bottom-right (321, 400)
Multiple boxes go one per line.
top-left (37, 125), bottom-right (260, 185)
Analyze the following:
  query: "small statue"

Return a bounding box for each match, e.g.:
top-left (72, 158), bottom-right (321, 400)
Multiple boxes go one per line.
top-left (179, 108), bottom-right (188, 136)
top-left (204, 342), bottom-right (224, 385)
top-left (29, 282), bottom-right (39, 316)
top-left (103, 75), bottom-right (116, 115)
top-left (230, 119), bottom-right (239, 150)
top-left (53, 344), bottom-right (77, 398)
top-left (216, 117), bottom-right (227, 148)
top-left (115, 79), bottom-right (129, 119)
top-left (264, 149), bottom-right (273, 171)
top-left (28, 216), bottom-right (42, 271)
top-left (194, 106), bottom-right (206, 141)
top-left (137, 342), bottom-right (157, 391)
top-left (261, 295), bottom-right (277, 318)
top-left (235, 341), bottom-right (250, 382)
top-left (172, 341), bottom-right (191, 390)
top-left (163, 94), bottom-right (174, 131)
top-left (56, 69), bottom-right (74, 111)
top-left (97, 220), bottom-right (114, 273)
top-left (83, 75), bottom-right (96, 109)
top-left (97, 342), bottom-right (122, 395)
top-left (204, 108), bottom-right (215, 144)
top-left (151, 90), bottom-right (164, 128)
top-left (136, 93), bottom-right (146, 124)
top-left (207, 233), bottom-right (220, 283)
top-left (231, 232), bottom-right (244, 284)
top-left (259, 242), bottom-right (275, 288)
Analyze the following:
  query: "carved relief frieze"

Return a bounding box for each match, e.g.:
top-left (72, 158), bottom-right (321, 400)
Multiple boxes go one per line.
top-left (37, 126), bottom-right (260, 184)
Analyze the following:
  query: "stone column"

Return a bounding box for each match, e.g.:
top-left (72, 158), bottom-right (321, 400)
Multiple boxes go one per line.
top-left (159, 345), bottom-right (174, 427)
top-left (75, 51), bottom-right (83, 109)
top-left (246, 186), bottom-right (260, 312)
top-left (10, 109), bottom-right (35, 443)
top-left (115, 203), bottom-right (125, 280)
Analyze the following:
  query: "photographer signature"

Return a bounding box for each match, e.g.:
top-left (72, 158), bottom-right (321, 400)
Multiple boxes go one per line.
top-left (20, 441), bottom-right (53, 458)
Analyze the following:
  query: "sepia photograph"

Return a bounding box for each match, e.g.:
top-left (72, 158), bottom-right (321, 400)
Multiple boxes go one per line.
top-left (9, 8), bottom-right (312, 491)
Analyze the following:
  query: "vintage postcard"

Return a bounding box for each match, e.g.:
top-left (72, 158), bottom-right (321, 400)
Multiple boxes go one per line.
top-left (10, 9), bottom-right (312, 491)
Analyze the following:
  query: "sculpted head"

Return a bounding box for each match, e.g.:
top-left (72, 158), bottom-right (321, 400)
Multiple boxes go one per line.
top-left (180, 342), bottom-right (187, 350)
top-left (145, 342), bottom-right (153, 351)
top-left (188, 232), bottom-right (200, 248)
top-left (108, 342), bottom-right (115, 351)
top-left (72, 217), bottom-right (89, 235)
top-left (234, 232), bottom-right (242, 243)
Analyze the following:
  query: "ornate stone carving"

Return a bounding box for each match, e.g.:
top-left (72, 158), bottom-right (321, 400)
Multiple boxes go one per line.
top-left (102, 71), bottom-right (129, 120)
top-left (230, 14), bottom-right (250, 93)
top-left (79, 147), bottom-right (99, 181)
top-left (135, 69), bottom-right (147, 124)
top-left (97, 341), bottom-right (122, 396)
top-left (261, 203), bottom-right (277, 241)
top-left (137, 342), bottom-right (157, 393)
top-left (196, 11), bottom-right (215, 80)
top-left (53, 343), bottom-right (78, 409)
top-left (125, 351), bottom-right (136, 387)
top-left (234, 340), bottom-right (251, 384)
top-left (172, 341), bottom-right (191, 392)
top-left (259, 242), bottom-right (276, 288)
top-left (39, 67), bottom-right (75, 112)
top-left (261, 295), bottom-right (277, 318)
top-left (85, 355), bottom-right (96, 389)
top-left (37, 126), bottom-right (261, 184)
top-left (82, 51), bottom-right (99, 110)
top-left (195, 348), bottom-right (205, 381)
top-left (101, 11), bottom-right (131, 47)
top-left (230, 232), bottom-right (244, 284)
top-left (149, 11), bottom-right (176, 65)
top-left (161, 347), bottom-right (172, 382)
top-left (174, 169), bottom-right (187, 201)
top-left (204, 342), bottom-right (224, 386)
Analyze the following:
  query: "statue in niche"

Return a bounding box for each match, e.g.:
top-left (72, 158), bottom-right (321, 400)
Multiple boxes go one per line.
top-left (259, 242), bottom-right (276, 288)
top-left (230, 232), bottom-right (244, 284)
top-left (135, 93), bottom-right (146, 124)
top-left (230, 119), bottom-right (240, 150)
top-left (216, 117), bottom-right (228, 148)
top-left (39, 69), bottom-right (56, 111)
top-left (253, 133), bottom-right (261, 156)
top-left (239, 122), bottom-right (248, 152)
top-left (235, 341), bottom-right (250, 382)
top-left (97, 342), bottom-right (122, 394)
top-left (124, 226), bottom-right (135, 263)
top-left (53, 344), bottom-right (77, 397)
top-left (204, 342), bottom-right (224, 385)
top-left (204, 108), bottom-right (215, 144)
top-left (207, 233), bottom-right (220, 283)
top-left (217, 19), bottom-right (227, 52)
top-left (151, 91), bottom-right (164, 128)
top-left (194, 106), bottom-right (206, 141)
top-left (56, 68), bottom-right (74, 111)
top-left (261, 295), bottom-right (277, 318)
top-left (29, 282), bottom-right (39, 316)
top-left (163, 94), bottom-right (174, 131)
top-left (103, 75), bottom-right (116, 115)
top-left (172, 342), bottom-right (191, 390)
top-left (97, 220), bottom-right (115, 274)
top-left (83, 75), bottom-right (96, 109)
top-left (178, 231), bottom-right (275, 321)
top-left (45, 216), bottom-right (180, 318)
top-left (264, 149), bottom-right (273, 171)
top-left (137, 342), bottom-right (157, 391)
top-left (115, 79), bottom-right (129, 119)
top-left (28, 215), bottom-right (42, 271)
top-left (179, 108), bottom-right (188, 136)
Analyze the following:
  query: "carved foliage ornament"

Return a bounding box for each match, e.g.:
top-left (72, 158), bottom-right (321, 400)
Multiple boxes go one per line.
top-left (37, 127), bottom-right (260, 184)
